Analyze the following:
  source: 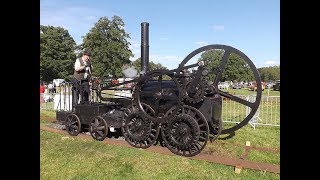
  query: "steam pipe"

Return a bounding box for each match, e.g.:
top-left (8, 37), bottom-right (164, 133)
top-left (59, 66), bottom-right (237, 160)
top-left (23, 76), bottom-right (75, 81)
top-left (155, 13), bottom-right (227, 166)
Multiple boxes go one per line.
top-left (141, 22), bottom-right (149, 74)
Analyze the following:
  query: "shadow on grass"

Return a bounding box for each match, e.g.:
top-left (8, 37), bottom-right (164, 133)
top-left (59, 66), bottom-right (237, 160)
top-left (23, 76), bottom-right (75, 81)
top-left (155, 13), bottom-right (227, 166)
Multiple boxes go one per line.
top-left (218, 131), bottom-right (236, 140)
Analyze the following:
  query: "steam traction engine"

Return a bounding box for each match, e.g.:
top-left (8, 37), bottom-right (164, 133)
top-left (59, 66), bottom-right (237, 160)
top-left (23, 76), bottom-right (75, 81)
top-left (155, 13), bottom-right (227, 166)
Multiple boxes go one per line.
top-left (56, 22), bottom-right (262, 157)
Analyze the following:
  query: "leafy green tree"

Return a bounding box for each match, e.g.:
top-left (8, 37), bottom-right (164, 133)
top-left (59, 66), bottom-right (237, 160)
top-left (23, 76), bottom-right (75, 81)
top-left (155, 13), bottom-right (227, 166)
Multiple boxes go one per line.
top-left (130, 58), bottom-right (168, 72)
top-left (198, 50), bottom-right (254, 82)
top-left (258, 65), bottom-right (280, 81)
top-left (40, 25), bottom-right (76, 81)
top-left (80, 16), bottom-right (133, 78)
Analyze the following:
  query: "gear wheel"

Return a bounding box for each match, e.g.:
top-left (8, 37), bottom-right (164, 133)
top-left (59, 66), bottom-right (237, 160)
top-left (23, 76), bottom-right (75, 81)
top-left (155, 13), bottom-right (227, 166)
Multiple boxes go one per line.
top-left (161, 105), bottom-right (209, 157)
top-left (121, 103), bottom-right (160, 149)
top-left (182, 77), bottom-right (205, 104)
top-left (132, 68), bottom-right (182, 124)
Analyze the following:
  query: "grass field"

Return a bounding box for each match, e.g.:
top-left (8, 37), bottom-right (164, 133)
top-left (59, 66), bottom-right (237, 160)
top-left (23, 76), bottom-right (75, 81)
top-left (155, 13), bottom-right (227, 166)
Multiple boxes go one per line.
top-left (40, 129), bottom-right (280, 180)
top-left (40, 109), bottom-right (280, 180)
top-left (224, 88), bottom-right (280, 97)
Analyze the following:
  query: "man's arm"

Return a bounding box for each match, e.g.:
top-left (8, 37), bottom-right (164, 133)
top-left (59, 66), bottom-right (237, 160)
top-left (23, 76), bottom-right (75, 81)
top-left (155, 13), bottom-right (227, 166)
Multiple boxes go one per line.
top-left (74, 59), bottom-right (85, 72)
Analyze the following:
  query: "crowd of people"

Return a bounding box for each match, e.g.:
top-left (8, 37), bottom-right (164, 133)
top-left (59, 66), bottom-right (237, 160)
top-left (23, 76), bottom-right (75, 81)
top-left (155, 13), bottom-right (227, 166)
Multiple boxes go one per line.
top-left (39, 82), bottom-right (56, 94)
top-left (40, 81), bottom-right (57, 104)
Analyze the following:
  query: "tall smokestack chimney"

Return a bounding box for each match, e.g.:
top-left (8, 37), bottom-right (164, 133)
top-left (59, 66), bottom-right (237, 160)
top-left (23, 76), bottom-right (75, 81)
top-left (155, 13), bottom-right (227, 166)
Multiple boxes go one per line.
top-left (141, 22), bottom-right (149, 74)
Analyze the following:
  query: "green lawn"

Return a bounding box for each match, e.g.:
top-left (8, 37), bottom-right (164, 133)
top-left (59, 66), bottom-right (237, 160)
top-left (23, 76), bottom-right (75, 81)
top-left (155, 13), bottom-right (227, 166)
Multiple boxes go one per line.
top-left (41, 130), bottom-right (280, 180)
top-left (40, 87), bottom-right (280, 180)
top-left (224, 88), bottom-right (280, 96)
top-left (204, 124), bottom-right (280, 164)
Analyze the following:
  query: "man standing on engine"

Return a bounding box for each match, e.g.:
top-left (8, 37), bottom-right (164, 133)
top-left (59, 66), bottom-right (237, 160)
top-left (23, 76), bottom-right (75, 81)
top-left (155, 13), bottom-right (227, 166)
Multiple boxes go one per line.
top-left (72, 48), bottom-right (93, 106)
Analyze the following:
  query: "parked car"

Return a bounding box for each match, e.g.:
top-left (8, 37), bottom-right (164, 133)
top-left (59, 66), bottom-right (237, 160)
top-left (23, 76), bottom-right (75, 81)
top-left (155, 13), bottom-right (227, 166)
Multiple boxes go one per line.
top-left (273, 80), bottom-right (280, 91)
top-left (218, 82), bottom-right (230, 90)
top-left (249, 81), bottom-right (266, 91)
top-left (266, 81), bottom-right (275, 89)
top-left (53, 79), bottom-right (66, 87)
top-left (232, 82), bottom-right (243, 89)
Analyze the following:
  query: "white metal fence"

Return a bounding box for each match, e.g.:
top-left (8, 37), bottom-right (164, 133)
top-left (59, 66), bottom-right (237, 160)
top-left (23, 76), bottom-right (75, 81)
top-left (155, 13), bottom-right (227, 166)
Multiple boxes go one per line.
top-left (41, 92), bottom-right (280, 128)
top-left (221, 95), bottom-right (280, 129)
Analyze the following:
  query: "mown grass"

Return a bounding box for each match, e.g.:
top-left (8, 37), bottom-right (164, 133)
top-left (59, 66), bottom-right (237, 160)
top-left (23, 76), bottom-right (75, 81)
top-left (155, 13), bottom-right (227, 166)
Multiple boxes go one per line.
top-left (40, 102), bottom-right (280, 165)
top-left (246, 149), bottom-right (280, 164)
top-left (225, 88), bottom-right (280, 97)
top-left (40, 110), bottom-right (56, 118)
top-left (40, 130), bottom-right (280, 180)
top-left (204, 124), bottom-right (280, 165)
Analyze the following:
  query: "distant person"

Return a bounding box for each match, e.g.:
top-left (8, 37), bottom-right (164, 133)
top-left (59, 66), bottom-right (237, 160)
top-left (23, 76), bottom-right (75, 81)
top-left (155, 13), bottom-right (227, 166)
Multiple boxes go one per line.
top-left (48, 82), bottom-right (54, 93)
top-left (40, 82), bottom-right (45, 103)
top-left (40, 82), bottom-right (45, 94)
top-left (53, 83), bottom-right (56, 93)
top-left (72, 48), bottom-right (93, 105)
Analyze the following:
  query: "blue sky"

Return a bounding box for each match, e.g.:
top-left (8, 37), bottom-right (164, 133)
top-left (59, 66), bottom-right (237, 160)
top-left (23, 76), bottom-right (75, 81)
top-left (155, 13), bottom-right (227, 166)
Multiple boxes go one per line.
top-left (40, 0), bottom-right (279, 69)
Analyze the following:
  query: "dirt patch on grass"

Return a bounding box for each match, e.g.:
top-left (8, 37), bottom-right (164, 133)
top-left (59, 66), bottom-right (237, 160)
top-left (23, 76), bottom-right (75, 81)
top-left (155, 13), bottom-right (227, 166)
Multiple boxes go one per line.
top-left (40, 116), bottom-right (57, 123)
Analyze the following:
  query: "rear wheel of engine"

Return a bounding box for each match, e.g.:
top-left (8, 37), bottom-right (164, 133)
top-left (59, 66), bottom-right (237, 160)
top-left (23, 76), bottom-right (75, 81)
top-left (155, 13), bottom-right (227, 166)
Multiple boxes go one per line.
top-left (89, 116), bottom-right (108, 141)
top-left (66, 114), bottom-right (81, 136)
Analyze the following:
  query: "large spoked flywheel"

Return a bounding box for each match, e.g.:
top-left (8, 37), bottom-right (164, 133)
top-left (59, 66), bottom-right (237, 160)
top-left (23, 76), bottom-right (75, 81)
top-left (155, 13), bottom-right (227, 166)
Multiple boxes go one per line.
top-left (177, 44), bottom-right (262, 134)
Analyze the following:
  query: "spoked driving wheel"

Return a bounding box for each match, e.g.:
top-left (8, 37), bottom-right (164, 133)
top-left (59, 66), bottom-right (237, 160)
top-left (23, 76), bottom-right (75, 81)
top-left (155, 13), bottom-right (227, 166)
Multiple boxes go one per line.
top-left (121, 103), bottom-right (160, 148)
top-left (161, 105), bottom-right (209, 157)
top-left (66, 114), bottom-right (81, 136)
top-left (133, 68), bottom-right (182, 124)
top-left (89, 116), bottom-right (108, 141)
top-left (178, 44), bottom-right (262, 134)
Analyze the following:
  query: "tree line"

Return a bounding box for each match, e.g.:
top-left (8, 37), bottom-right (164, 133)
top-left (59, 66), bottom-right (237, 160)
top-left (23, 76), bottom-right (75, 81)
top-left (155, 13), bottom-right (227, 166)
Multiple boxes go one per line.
top-left (40, 15), bottom-right (279, 82)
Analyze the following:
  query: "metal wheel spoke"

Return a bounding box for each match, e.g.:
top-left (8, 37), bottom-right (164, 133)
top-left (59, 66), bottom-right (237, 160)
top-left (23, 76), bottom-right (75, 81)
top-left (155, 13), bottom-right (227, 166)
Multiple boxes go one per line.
top-left (97, 126), bottom-right (105, 130)
top-left (146, 137), bottom-right (152, 143)
top-left (149, 133), bottom-right (155, 139)
top-left (199, 136), bottom-right (207, 141)
top-left (97, 131), bottom-right (104, 137)
top-left (94, 118), bottom-right (99, 126)
top-left (213, 50), bottom-right (230, 86)
top-left (198, 124), bottom-right (205, 128)
top-left (71, 125), bottom-right (78, 129)
top-left (218, 90), bottom-right (254, 107)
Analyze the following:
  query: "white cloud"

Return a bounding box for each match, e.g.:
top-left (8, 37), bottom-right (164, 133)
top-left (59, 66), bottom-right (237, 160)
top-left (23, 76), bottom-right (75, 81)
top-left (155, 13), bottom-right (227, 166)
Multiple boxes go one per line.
top-left (159, 37), bottom-right (168, 41)
top-left (150, 55), bottom-right (181, 69)
top-left (264, 60), bottom-right (279, 66)
top-left (40, 3), bottom-right (105, 44)
top-left (129, 40), bottom-right (141, 61)
top-left (195, 41), bottom-right (209, 47)
top-left (209, 25), bottom-right (225, 31)
top-left (84, 16), bottom-right (97, 21)
top-left (129, 51), bottom-right (181, 70)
